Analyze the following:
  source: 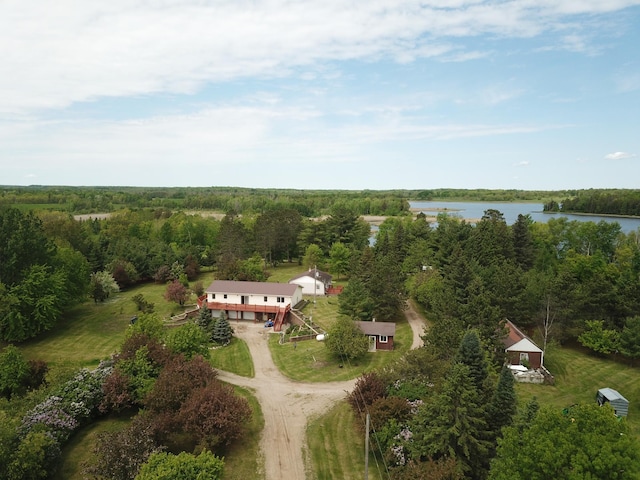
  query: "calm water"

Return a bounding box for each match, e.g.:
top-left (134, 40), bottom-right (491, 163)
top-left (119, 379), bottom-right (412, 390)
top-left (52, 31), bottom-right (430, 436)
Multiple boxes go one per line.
top-left (409, 201), bottom-right (640, 234)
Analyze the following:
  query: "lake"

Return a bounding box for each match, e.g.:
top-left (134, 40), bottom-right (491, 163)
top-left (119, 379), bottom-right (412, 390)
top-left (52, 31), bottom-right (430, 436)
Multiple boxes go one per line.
top-left (409, 201), bottom-right (640, 234)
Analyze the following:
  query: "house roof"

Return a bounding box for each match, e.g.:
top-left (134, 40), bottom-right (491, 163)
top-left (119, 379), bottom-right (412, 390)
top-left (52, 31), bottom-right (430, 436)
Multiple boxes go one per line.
top-left (506, 338), bottom-right (543, 354)
top-left (503, 320), bottom-right (542, 353)
top-left (289, 268), bottom-right (332, 284)
top-left (355, 321), bottom-right (396, 337)
top-left (205, 280), bottom-right (300, 297)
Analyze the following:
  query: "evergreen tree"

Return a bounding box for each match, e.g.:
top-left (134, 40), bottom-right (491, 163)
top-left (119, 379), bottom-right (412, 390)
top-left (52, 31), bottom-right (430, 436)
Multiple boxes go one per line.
top-left (196, 303), bottom-right (213, 331)
top-left (619, 316), bottom-right (640, 365)
top-left (409, 363), bottom-right (491, 479)
top-left (486, 366), bottom-right (517, 442)
top-left (211, 312), bottom-right (233, 345)
top-left (455, 330), bottom-right (491, 397)
top-left (511, 214), bottom-right (534, 270)
top-left (338, 278), bottom-right (375, 321)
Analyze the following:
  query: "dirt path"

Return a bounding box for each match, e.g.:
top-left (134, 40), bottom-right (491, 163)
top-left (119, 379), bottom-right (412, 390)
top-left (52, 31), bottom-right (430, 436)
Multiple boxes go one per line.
top-left (404, 300), bottom-right (426, 350)
top-left (217, 305), bottom-right (427, 480)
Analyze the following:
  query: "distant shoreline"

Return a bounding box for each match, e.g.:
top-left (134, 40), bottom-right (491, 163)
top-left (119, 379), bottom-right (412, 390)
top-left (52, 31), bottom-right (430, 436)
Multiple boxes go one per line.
top-left (543, 211), bottom-right (640, 220)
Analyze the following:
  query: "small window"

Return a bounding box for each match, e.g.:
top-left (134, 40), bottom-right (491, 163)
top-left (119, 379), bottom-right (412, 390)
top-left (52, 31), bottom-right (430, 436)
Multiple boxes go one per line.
top-left (264, 296), bottom-right (268, 302)
top-left (379, 335), bottom-right (388, 343)
top-left (211, 293), bottom-right (216, 300)
top-left (223, 294), bottom-right (227, 299)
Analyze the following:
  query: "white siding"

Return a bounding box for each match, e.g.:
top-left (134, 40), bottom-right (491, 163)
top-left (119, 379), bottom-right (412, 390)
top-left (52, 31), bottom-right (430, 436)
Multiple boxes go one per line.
top-left (289, 276), bottom-right (326, 295)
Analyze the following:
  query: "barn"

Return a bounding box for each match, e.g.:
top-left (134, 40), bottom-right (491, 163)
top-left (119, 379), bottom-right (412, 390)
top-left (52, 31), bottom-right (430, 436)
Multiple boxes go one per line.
top-left (503, 320), bottom-right (544, 369)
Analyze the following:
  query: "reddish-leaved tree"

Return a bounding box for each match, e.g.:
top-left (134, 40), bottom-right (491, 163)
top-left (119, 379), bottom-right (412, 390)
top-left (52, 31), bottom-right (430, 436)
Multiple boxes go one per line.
top-left (164, 280), bottom-right (188, 306)
top-left (178, 381), bottom-right (251, 449)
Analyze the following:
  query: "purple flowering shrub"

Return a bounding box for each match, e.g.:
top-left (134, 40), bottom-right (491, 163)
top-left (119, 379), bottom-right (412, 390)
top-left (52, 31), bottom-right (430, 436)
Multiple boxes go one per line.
top-left (19, 396), bottom-right (79, 442)
top-left (18, 361), bottom-right (113, 445)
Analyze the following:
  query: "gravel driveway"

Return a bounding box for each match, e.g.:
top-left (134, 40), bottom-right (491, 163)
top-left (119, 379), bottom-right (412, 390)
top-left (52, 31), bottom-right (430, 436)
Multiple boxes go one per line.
top-left (217, 302), bottom-right (426, 479)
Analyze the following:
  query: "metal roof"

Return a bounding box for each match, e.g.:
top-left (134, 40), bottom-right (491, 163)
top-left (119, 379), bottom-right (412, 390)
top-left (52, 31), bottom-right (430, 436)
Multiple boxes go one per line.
top-left (598, 388), bottom-right (629, 403)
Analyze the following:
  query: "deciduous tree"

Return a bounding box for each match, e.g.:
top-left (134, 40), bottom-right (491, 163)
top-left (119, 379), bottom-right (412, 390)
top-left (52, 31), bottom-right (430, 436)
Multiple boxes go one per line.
top-left (178, 381), bottom-right (251, 449)
top-left (490, 403), bottom-right (640, 479)
top-left (0, 345), bottom-right (30, 399)
top-left (135, 450), bottom-right (224, 480)
top-left (325, 316), bottom-right (369, 361)
top-left (164, 280), bottom-right (188, 306)
top-left (165, 322), bottom-right (210, 360)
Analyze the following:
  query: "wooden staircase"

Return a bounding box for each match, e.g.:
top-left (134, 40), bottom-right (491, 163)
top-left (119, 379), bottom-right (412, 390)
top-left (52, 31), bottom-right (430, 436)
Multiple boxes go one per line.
top-left (273, 308), bottom-right (288, 332)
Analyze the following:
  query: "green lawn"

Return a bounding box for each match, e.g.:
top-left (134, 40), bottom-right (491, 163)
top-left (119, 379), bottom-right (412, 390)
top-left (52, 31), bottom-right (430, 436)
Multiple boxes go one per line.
top-left (269, 295), bottom-right (413, 382)
top-left (19, 272), bottom-right (216, 367)
top-left (516, 344), bottom-right (640, 436)
top-left (53, 411), bottom-right (134, 480)
top-left (306, 402), bottom-right (388, 480)
top-left (265, 262), bottom-right (305, 283)
top-left (209, 337), bottom-right (254, 378)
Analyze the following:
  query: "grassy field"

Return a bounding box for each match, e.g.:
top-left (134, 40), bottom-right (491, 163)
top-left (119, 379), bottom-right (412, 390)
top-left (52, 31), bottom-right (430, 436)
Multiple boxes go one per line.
top-left (516, 343), bottom-right (640, 436)
top-left (19, 271), bottom-right (217, 367)
top-left (209, 337), bottom-right (254, 377)
top-left (306, 402), bottom-right (388, 480)
top-left (53, 411), bottom-right (134, 480)
top-left (269, 295), bottom-right (413, 382)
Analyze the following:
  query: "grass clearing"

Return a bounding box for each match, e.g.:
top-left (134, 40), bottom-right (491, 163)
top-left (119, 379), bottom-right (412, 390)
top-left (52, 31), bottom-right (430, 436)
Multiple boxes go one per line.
top-left (516, 344), bottom-right (640, 436)
top-left (209, 337), bottom-right (254, 378)
top-left (19, 272), bottom-right (216, 367)
top-left (53, 411), bottom-right (134, 480)
top-left (306, 402), bottom-right (386, 480)
top-left (265, 262), bottom-right (303, 283)
top-left (270, 295), bottom-right (413, 382)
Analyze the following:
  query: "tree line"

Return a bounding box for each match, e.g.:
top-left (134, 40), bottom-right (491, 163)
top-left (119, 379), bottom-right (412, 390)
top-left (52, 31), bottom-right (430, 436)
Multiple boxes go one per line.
top-left (544, 189), bottom-right (640, 216)
top-left (0, 186), bottom-right (410, 217)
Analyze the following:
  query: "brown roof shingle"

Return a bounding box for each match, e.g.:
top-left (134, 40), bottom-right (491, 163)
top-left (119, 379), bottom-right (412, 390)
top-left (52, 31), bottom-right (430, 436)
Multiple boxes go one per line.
top-left (206, 280), bottom-right (300, 297)
top-left (355, 321), bottom-right (396, 337)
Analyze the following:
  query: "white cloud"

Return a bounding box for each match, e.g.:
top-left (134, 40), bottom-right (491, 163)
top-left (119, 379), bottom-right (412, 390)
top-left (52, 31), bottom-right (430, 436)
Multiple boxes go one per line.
top-left (513, 160), bottom-right (530, 167)
top-left (1, 0), bottom-right (638, 114)
top-left (604, 151), bottom-right (637, 160)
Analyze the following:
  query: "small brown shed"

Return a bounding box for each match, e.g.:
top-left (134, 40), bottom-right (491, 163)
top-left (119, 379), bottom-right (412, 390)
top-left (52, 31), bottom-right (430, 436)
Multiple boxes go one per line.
top-left (355, 321), bottom-right (396, 351)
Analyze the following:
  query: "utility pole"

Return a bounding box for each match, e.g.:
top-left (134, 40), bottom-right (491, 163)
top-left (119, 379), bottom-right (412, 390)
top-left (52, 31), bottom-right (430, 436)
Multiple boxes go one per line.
top-left (313, 264), bottom-right (317, 304)
top-left (364, 413), bottom-right (370, 480)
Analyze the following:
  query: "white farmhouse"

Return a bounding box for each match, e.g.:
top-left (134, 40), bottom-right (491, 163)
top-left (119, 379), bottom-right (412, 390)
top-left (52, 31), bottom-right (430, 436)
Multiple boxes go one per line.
top-left (288, 268), bottom-right (332, 296)
top-left (200, 280), bottom-right (303, 331)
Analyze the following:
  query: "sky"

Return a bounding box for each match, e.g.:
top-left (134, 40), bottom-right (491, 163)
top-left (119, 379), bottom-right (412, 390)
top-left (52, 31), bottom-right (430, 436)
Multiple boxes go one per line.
top-left (1, 1), bottom-right (639, 191)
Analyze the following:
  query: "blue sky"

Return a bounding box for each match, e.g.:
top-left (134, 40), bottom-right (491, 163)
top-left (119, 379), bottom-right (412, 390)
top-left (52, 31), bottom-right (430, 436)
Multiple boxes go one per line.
top-left (1, 1), bottom-right (639, 190)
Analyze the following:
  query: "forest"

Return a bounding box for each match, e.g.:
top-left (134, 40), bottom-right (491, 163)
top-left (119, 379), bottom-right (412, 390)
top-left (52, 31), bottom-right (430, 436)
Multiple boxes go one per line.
top-left (544, 189), bottom-right (640, 217)
top-left (2, 187), bottom-right (640, 479)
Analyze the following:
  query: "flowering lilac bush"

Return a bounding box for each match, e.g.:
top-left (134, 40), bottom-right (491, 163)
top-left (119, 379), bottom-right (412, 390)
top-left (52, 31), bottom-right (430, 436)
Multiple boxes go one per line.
top-left (19, 396), bottom-right (79, 442)
top-left (55, 362), bottom-right (112, 422)
top-left (18, 361), bottom-right (113, 446)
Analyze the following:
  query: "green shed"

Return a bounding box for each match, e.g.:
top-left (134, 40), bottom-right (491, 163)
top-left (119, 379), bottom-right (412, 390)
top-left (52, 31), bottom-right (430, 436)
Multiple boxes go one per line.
top-left (596, 388), bottom-right (629, 417)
